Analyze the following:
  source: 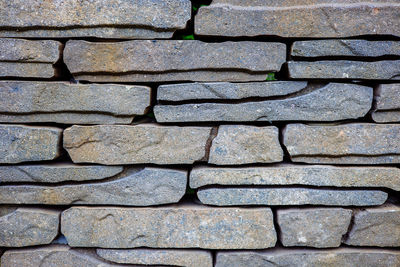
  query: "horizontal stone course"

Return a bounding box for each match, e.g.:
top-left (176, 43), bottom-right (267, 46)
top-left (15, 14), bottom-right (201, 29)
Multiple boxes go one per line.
top-left (372, 83), bottom-right (400, 122)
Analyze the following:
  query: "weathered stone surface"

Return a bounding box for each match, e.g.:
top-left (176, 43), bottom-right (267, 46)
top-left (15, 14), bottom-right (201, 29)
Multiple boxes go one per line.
top-left (0, 168), bottom-right (186, 206)
top-left (63, 125), bottom-right (211, 165)
top-left (64, 40), bottom-right (286, 82)
top-left (277, 208), bottom-right (352, 248)
top-left (372, 84), bottom-right (400, 122)
top-left (97, 248), bottom-right (213, 267)
top-left (197, 188), bottom-right (387, 206)
top-left (61, 206), bottom-right (276, 249)
top-left (284, 123), bottom-right (400, 164)
top-left (344, 205), bottom-right (400, 247)
top-left (292, 40), bottom-right (400, 58)
top-left (155, 83), bottom-right (373, 122)
top-left (0, 124), bottom-right (62, 164)
top-left (215, 248), bottom-right (400, 267)
top-left (209, 125), bottom-right (283, 165)
top-left (0, 0), bottom-right (191, 39)
top-left (0, 164), bottom-right (123, 183)
top-left (288, 60), bottom-right (400, 80)
top-left (0, 207), bottom-right (59, 247)
top-left (190, 165), bottom-right (400, 191)
top-left (195, 1), bottom-right (400, 38)
top-left (0, 81), bottom-right (150, 124)
top-left (158, 81), bottom-right (308, 101)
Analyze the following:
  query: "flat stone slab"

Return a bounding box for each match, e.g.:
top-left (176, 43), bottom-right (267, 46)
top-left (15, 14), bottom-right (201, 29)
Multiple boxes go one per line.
top-left (0, 164), bottom-right (123, 183)
top-left (195, 1), bottom-right (400, 38)
top-left (63, 124), bottom-right (211, 165)
top-left (372, 84), bottom-right (400, 122)
top-left (0, 207), bottom-right (59, 247)
top-left (288, 60), bottom-right (400, 80)
top-left (190, 165), bottom-right (400, 191)
top-left (0, 38), bottom-right (61, 78)
top-left (0, 168), bottom-right (187, 206)
top-left (154, 83), bottom-right (373, 122)
top-left (284, 123), bottom-right (400, 164)
top-left (61, 206), bottom-right (276, 249)
top-left (292, 40), bottom-right (400, 58)
top-left (97, 248), bottom-right (213, 267)
top-left (0, 81), bottom-right (150, 124)
top-left (215, 248), bottom-right (400, 267)
top-left (0, 124), bottom-right (62, 164)
top-left (0, 0), bottom-right (191, 39)
top-left (209, 125), bottom-right (283, 165)
top-left (197, 188), bottom-right (387, 206)
top-left (344, 205), bottom-right (400, 247)
top-left (277, 208), bottom-right (352, 248)
top-left (64, 40), bottom-right (286, 82)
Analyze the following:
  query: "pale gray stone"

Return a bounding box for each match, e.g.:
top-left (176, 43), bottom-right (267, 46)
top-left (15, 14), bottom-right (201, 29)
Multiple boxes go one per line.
top-left (277, 208), bottom-right (352, 248)
top-left (0, 168), bottom-right (186, 206)
top-left (344, 205), bottom-right (400, 247)
top-left (197, 188), bottom-right (387, 206)
top-left (284, 123), bottom-right (400, 164)
top-left (64, 40), bottom-right (286, 82)
top-left (0, 207), bottom-right (59, 247)
top-left (61, 206), bottom-right (276, 249)
top-left (372, 84), bottom-right (400, 122)
top-left (0, 124), bottom-right (62, 164)
top-left (209, 125), bottom-right (283, 165)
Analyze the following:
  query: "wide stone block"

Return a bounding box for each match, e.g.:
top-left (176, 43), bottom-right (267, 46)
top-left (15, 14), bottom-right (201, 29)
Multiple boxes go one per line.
top-left (197, 188), bottom-right (387, 206)
top-left (215, 248), bottom-right (400, 267)
top-left (0, 207), bottom-right (59, 247)
top-left (344, 205), bottom-right (400, 247)
top-left (63, 124), bottom-right (211, 165)
top-left (0, 81), bottom-right (151, 124)
top-left (209, 125), bottom-right (283, 165)
top-left (195, 0), bottom-right (400, 38)
top-left (284, 123), bottom-right (400, 164)
top-left (288, 60), bottom-right (400, 80)
top-left (97, 249), bottom-right (213, 267)
top-left (0, 38), bottom-right (61, 78)
top-left (154, 83), bottom-right (373, 122)
top-left (0, 0), bottom-right (191, 39)
top-left (0, 124), bottom-right (62, 164)
top-left (277, 208), bottom-right (352, 248)
top-left (372, 84), bottom-right (400, 122)
top-left (61, 206), bottom-right (276, 249)
top-left (0, 168), bottom-right (186, 206)
top-left (64, 40), bottom-right (286, 82)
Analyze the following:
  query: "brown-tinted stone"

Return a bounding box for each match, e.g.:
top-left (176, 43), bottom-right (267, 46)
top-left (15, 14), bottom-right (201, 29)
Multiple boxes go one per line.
top-left (372, 84), bottom-right (400, 122)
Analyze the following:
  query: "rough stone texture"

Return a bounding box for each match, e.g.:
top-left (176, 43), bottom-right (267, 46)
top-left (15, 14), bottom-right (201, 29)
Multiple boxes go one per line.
top-left (209, 125), bottom-right (283, 165)
top-left (0, 81), bottom-right (150, 124)
top-left (61, 206), bottom-right (276, 249)
top-left (195, 1), bottom-right (400, 38)
top-left (197, 188), bottom-right (387, 206)
top-left (0, 207), bottom-right (59, 247)
top-left (288, 60), bottom-right (400, 80)
top-left (0, 0), bottom-right (191, 39)
top-left (154, 83), bottom-right (373, 122)
top-left (97, 248), bottom-right (213, 267)
top-left (277, 208), bottom-right (352, 248)
top-left (284, 123), bottom-right (400, 164)
top-left (0, 164), bottom-right (123, 183)
top-left (344, 205), bottom-right (400, 247)
top-left (64, 40), bottom-right (286, 82)
top-left (0, 168), bottom-right (187, 206)
top-left (157, 81), bottom-right (308, 101)
top-left (292, 40), bottom-right (400, 58)
top-left (215, 248), bottom-right (400, 267)
top-left (372, 83), bottom-right (400, 122)
top-left (0, 124), bottom-right (62, 164)
top-left (190, 165), bottom-right (400, 191)
top-left (63, 125), bottom-right (211, 165)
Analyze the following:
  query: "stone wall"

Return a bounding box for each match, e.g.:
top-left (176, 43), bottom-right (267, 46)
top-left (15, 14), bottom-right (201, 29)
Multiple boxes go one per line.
top-left (1, 1), bottom-right (400, 266)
